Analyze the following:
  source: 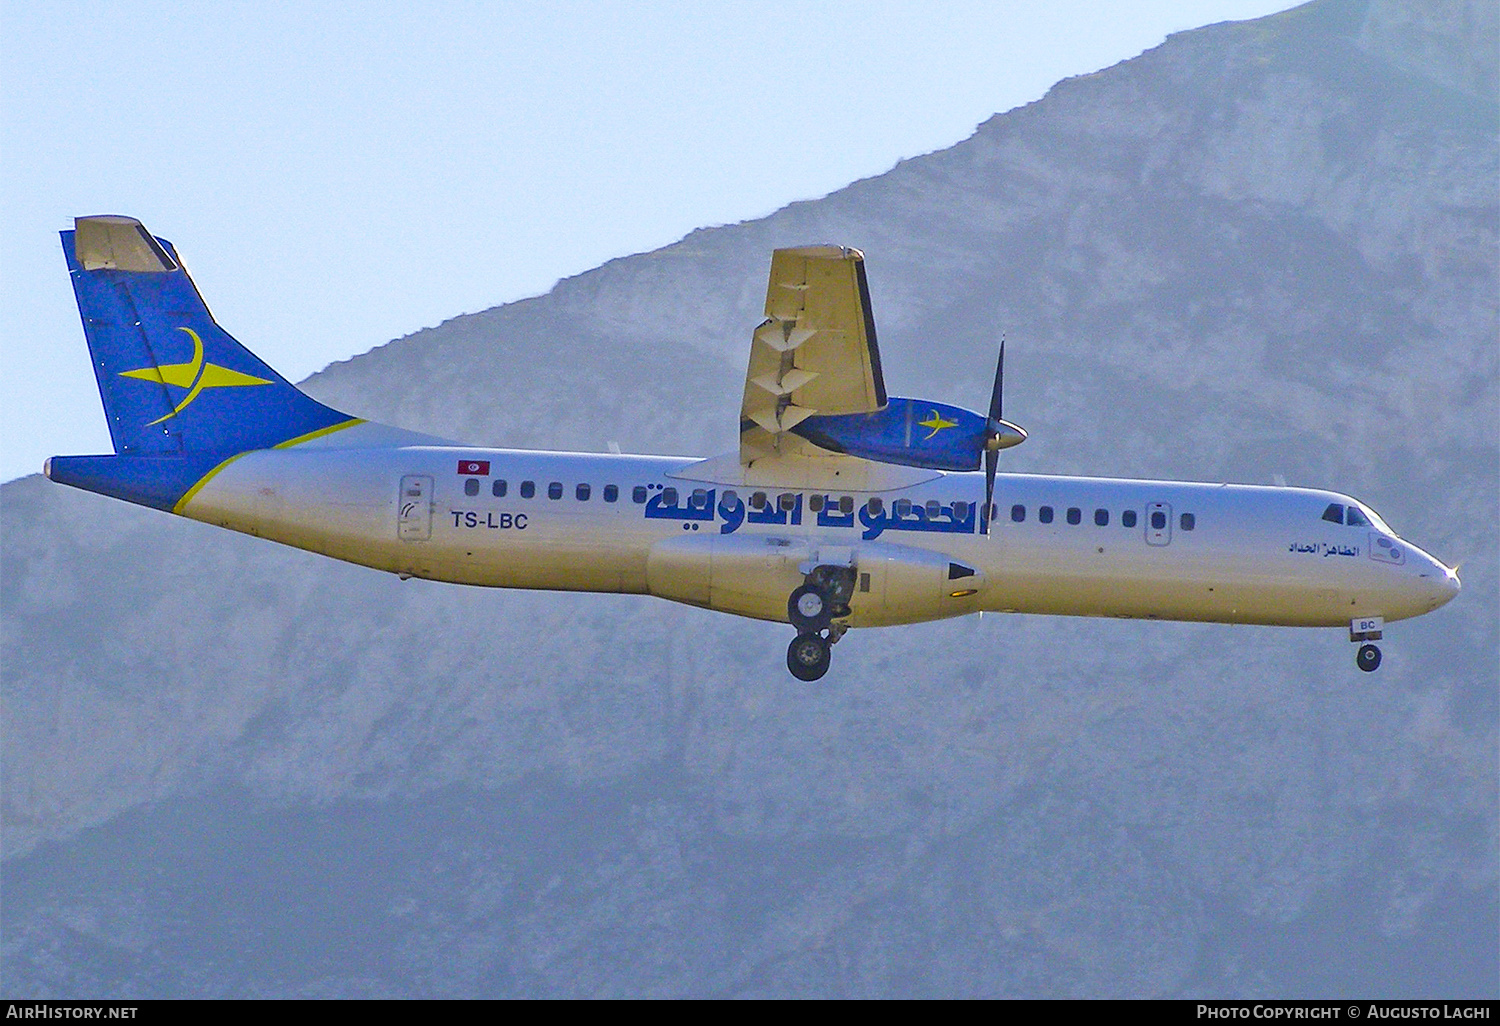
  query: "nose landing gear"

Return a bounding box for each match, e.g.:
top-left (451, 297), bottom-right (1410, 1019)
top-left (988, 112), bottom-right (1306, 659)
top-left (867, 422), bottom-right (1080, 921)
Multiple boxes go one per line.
top-left (785, 566), bottom-right (855, 681)
top-left (1351, 616), bottom-right (1383, 672)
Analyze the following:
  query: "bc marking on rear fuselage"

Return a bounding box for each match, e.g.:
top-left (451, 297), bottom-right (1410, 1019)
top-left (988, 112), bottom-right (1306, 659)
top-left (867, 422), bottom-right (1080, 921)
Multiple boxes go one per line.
top-left (45, 217), bottom-right (1459, 679)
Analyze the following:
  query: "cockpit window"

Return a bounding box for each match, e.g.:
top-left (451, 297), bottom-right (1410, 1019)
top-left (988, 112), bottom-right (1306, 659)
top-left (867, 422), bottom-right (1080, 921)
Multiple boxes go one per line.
top-left (1323, 501), bottom-right (1385, 531)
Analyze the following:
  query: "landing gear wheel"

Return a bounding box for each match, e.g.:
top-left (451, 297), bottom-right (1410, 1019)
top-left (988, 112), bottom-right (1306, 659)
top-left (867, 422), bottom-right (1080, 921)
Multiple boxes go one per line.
top-left (1356, 643), bottom-right (1382, 672)
top-left (787, 633), bottom-right (832, 681)
top-left (788, 584), bottom-right (832, 633)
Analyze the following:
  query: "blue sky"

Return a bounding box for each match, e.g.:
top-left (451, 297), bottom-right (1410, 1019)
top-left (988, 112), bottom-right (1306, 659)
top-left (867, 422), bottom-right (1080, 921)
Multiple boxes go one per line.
top-left (1, 0), bottom-right (1301, 482)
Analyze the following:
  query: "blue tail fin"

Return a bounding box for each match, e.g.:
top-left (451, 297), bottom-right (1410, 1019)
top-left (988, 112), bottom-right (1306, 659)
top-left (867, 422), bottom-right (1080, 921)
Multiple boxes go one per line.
top-left (61, 215), bottom-right (354, 456)
top-left (47, 216), bottom-right (361, 512)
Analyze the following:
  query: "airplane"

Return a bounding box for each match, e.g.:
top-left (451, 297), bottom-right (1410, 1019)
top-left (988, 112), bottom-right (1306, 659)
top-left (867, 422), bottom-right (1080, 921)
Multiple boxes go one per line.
top-left (44, 215), bottom-right (1460, 681)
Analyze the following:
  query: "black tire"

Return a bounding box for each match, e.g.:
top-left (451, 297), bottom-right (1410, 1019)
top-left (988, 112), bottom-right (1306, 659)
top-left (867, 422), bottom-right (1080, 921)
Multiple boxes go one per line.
top-left (787, 633), bottom-right (831, 681)
top-left (788, 584), bottom-right (831, 632)
top-left (1356, 643), bottom-right (1382, 672)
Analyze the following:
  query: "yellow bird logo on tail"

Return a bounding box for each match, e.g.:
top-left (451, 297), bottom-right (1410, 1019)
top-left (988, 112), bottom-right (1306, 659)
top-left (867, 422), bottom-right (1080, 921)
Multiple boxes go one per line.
top-left (119, 327), bottom-right (272, 424)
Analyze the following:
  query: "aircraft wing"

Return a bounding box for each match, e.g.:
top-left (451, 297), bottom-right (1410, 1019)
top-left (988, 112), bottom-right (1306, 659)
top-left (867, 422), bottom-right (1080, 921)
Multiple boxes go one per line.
top-left (739, 246), bottom-right (888, 464)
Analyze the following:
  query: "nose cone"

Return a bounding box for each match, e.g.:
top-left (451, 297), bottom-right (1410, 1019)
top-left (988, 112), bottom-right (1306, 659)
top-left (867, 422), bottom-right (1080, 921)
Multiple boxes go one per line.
top-left (1439, 563), bottom-right (1462, 606)
top-left (1414, 551), bottom-right (1461, 612)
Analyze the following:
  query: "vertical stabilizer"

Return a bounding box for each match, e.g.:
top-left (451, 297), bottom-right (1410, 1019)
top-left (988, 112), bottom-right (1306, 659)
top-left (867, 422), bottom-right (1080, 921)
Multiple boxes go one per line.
top-left (62, 215), bottom-right (354, 457)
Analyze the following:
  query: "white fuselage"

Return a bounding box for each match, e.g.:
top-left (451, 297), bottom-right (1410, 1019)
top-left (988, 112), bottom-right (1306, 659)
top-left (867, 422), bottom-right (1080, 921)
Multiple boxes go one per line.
top-left (179, 427), bottom-right (1460, 633)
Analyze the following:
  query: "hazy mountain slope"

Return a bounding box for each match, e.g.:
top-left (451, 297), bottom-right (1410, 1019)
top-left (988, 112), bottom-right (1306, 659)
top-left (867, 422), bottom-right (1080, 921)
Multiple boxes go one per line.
top-left (3, 0), bottom-right (1495, 998)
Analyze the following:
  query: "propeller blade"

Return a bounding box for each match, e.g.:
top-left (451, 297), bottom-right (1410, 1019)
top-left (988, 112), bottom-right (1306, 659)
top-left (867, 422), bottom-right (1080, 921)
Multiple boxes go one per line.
top-left (988, 338), bottom-right (1005, 424)
top-left (983, 446), bottom-right (998, 535)
top-left (981, 337), bottom-right (1024, 534)
top-left (983, 337), bottom-right (1024, 451)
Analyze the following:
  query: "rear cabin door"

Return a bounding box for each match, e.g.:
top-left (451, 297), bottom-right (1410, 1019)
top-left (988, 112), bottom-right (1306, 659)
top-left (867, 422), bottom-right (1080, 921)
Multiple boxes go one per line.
top-left (398, 475), bottom-right (433, 541)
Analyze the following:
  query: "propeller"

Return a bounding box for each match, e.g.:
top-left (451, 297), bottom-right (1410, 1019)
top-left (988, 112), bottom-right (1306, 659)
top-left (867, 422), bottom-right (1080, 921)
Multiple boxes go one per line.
top-left (981, 338), bottom-right (1027, 534)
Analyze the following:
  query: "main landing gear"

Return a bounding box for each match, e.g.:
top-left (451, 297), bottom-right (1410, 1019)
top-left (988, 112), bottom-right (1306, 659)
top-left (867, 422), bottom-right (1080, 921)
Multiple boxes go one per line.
top-left (785, 566), bottom-right (855, 681)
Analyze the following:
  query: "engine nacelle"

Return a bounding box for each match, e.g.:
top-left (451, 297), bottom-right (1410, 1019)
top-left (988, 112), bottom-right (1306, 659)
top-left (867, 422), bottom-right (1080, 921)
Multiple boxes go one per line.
top-left (845, 540), bottom-right (985, 627)
top-left (646, 535), bottom-right (985, 627)
top-left (790, 397), bottom-right (988, 471)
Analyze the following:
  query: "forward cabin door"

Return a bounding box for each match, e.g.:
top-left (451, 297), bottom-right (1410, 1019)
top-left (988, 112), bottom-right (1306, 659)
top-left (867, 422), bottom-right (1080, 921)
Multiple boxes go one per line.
top-left (1145, 501), bottom-right (1172, 546)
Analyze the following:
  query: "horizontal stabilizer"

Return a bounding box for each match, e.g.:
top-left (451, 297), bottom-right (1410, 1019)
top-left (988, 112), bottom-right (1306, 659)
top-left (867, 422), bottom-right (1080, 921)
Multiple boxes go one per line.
top-left (74, 215), bottom-right (179, 272)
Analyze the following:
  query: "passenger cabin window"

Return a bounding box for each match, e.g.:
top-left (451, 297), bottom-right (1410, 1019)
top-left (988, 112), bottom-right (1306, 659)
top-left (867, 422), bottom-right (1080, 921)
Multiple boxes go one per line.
top-left (604, 485), bottom-right (618, 503)
top-left (808, 494), bottom-right (824, 512)
top-left (520, 480), bottom-right (535, 499)
top-left (751, 491), bottom-right (768, 510)
top-left (632, 485), bottom-right (647, 504)
top-left (1322, 502), bottom-right (1344, 524)
top-left (492, 479), bottom-right (507, 497)
top-left (926, 500), bottom-right (941, 518)
top-left (548, 482), bottom-right (563, 500)
top-left (723, 490), bottom-right (738, 507)
top-left (576, 483), bottom-right (591, 501)
top-left (1066, 507), bottom-right (1082, 525)
top-left (866, 497), bottom-right (884, 516)
top-left (839, 495), bottom-right (854, 515)
top-left (895, 499), bottom-right (912, 516)
top-left (690, 488), bottom-right (708, 509)
top-left (1039, 506), bottom-right (1054, 524)
top-left (1122, 509), bottom-right (1137, 528)
top-left (464, 478), bottom-right (479, 496)
top-left (952, 501), bottom-right (969, 519)
top-left (778, 492), bottom-right (796, 511)
top-left (1094, 508), bottom-right (1109, 526)
top-left (663, 487), bottom-right (678, 506)
top-left (1180, 512), bottom-right (1196, 531)
top-left (1345, 507), bottom-right (1370, 527)
top-left (1151, 510), bottom-right (1167, 530)
top-left (1011, 504), bottom-right (1026, 523)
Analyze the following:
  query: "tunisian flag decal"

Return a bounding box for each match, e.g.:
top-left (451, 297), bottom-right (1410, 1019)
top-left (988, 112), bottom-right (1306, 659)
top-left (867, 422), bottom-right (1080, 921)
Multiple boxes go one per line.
top-left (457, 459), bottom-right (491, 476)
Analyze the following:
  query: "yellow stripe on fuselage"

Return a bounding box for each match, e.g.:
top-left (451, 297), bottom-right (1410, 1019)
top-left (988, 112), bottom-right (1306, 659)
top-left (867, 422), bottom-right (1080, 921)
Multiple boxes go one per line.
top-left (171, 451), bottom-right (250, 515)
top-left (171, 418), bottom-right (367, 515)
top-left (273, 418), bottom-right (366, 449)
